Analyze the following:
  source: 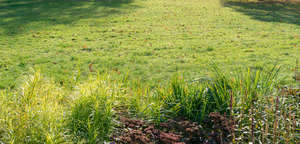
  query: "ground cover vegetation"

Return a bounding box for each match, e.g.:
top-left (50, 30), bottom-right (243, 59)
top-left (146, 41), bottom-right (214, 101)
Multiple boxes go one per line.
top-left (0, 64), bottom-right (299, 143)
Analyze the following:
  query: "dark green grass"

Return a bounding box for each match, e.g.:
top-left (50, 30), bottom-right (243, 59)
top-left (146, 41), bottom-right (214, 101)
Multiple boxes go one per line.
top-left (0, 0), bottom-right (299, 88)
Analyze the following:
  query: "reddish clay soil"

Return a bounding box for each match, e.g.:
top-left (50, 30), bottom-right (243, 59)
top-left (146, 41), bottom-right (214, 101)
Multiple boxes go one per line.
top-left (111, 112), bottom-right (233, 144)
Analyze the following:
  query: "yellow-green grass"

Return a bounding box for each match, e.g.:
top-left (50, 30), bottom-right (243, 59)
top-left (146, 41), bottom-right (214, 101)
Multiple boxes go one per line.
top-left (0, 70), bottom-right (128, 143)
top-left (0, 0), bottom-right (299, 88)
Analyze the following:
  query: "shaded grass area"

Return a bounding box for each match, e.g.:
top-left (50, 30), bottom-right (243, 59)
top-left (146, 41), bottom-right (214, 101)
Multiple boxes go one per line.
top-left (223, 0), bottom-right (300, 26)
top-left (0, 0), bottom-right (135, 35)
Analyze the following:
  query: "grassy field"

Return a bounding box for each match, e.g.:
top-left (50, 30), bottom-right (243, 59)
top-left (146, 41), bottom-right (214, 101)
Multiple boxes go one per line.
top-left (0, 0), bottom-right (299, 88)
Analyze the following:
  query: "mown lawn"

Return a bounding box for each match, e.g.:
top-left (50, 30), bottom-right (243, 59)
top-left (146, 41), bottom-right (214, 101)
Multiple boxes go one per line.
top-left (0, 0), bottom-right (299, 88)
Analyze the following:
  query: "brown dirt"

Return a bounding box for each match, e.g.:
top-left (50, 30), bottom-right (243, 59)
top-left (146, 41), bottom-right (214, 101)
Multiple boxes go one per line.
top-left (111, 114), bottom-right (234, 144)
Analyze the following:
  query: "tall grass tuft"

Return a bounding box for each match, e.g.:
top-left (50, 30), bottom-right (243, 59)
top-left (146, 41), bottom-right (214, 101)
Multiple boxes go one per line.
top-left (68, 91), bottom-right (113, 143)
top-left (161, 65), bottom-right (281, 123)
top-left (67, 72), bottom-right (128, 143)
top-left (162, 75), bottom-right (209, 122)
top-left (0, 70), bottom-right (67, 143)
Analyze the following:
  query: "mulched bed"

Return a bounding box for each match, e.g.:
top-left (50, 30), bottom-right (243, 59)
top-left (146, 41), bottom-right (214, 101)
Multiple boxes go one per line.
top-left (111, 112), bottom-right (233, 144)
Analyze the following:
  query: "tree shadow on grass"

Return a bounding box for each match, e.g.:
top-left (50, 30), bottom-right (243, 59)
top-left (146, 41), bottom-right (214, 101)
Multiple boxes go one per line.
top-left (223, 0), bottom-right (300, 26)
top-left (0, 0), bottom-right (139, 35)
